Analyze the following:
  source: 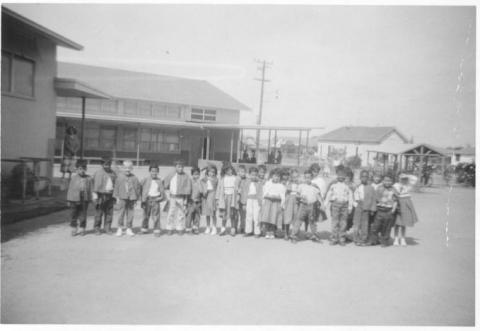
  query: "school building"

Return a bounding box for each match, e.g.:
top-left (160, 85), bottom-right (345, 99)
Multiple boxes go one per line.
top-left (316, 126), bottom-right (410, 166)
top-left (55, 62), bottom-right (251, 167)
top-left (1, 7), bottom-right (83, 163)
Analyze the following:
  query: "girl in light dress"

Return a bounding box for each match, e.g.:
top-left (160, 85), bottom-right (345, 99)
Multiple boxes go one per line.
top-left (261, 168), bottom-right (286, 239)
top-left (202, 166), bottom-right (218, 235)
top-left (393, 173), bottom-right (419, 246)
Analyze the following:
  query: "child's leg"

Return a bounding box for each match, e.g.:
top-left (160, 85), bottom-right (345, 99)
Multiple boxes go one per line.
top-left (166, 198), bottom-right (177, 231)
top-left (399, 225), bottom-right (406, 238)
top-left (152, 202), bottom-right (161, 232)
top-left (206, 216), bottom-right (211, 227)
top-left (104, 197), bottom-right (114, 232)
top-left (126, 200), bottom-right (135, 229)
top-left (394, 225), bottom-right (400, 238)
top-left (252, 200), bottom-right (261, 236)
top-left (141, 201), bottom-right (151, 230)
top-left (359, 211), bottom-right (370, 243)
top-left (117, 199), bottom-right (127, 229)
top-left (338, 205), bottom-right (348, 243)
top-left (78, 201), bottom-right (89, 230)
top-left (70, 203), bottom-right (81, 229)
top-left (175, 199), bottom-right (187, 232)
top-left (330, 205), bottom-right (340, 242)
top-left (185, 202), bottom-right (194, 230)
top-left (245, 200), bottom-right (253, 234)
top-left (93, 197), bottom-right (104, 230)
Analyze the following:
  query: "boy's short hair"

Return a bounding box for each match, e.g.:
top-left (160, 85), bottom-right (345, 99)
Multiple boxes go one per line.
top-left (238, 165), bottom-right (246, 171)
top-left (101, 158), bottom-right (112, 166)
top-left (66, 126), bottom-right (77, 135)
top-left (76, 159), bottom-right (87, 170)
top-left (249, 166), bottom-right (258, 174)
top-left (309, 163), bottom-right (321, 173)
top-left (258, 164), bottom-right (267, 172)
top-left (336, 166), bottom-right (346, 177)
top-left (269, 168), bottom-right (281, 177)
top-left (191, 166), bottom-right (200, 175)
top-left (360, 170), bottom-right (369, 177)
top-left (206, 165), bottom-right (217, 175)
top-left (149, 164), bottom-right (159, 171)
top-left (383, 172), bottom-right (394, 180)
top-left (123, 160), bottom-right (133, 168)
top-left (174, 160), bottom-right (185, 166)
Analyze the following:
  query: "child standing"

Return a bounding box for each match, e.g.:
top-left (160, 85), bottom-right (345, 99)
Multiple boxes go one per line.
top-left (283, 169), bottom-right (300, 238)
top-left (290, 170), bottom-right (323, 243)
top-left (393, 173), bottom-right (419, 246)
top-left (236, 165), bottom-right (248, 234)
top-left (92, 158), bottom-right (117, 235)
top-left (371, 172), bottom-right (383, 190)
top-left (113, 160), bottom-right (141, 237)
top-left (186, 167), bottom-right (204, 235)
top-left (368, 173), bottom-right (398, 247)
top-left (325, 167), bottom-right (354, 245)
top-left (239, 167), bottom-right (263, 237)
top-left (164, 160), bottom-right (192, 235)
top-left (352, 170), bottom-right (377, 246)
top-left (67, 160), bottom-right (93, 236)
top-left (261, 169), bottom-right (286, 239)
top-left (216, 164), bottom-right (239, 236)
top-left (140, 164), bottom-right (165, 237)
top-left (202, 165), bottom-right (218, 235)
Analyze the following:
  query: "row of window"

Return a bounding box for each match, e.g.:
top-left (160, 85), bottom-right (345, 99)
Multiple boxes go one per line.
top-left (191, 108), bottom-right (216, 121)
top-left (1, 51), bottom-right (35, 98)
top-left (61, 124), bottom-right (180, 153)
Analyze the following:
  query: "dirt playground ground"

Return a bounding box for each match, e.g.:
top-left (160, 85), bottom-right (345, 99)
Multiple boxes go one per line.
top-left (1, 186), bottom-right (475, 325)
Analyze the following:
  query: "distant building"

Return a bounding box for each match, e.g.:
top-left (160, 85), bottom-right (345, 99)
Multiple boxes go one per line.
top-left (55, 62), bottom-right (250, 166)
top-left (316, 126), bottom-right (409, 166)
top-left (1, 7), bottom-right (82, 163)
top-left (448, 146), bottom-right (475, 165)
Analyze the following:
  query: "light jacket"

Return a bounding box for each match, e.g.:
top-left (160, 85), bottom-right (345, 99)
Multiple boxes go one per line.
top-left (216, 175), bottom-right (241, 209)
top-left (92, 168), bottom-right (117, 194)
top-left (140, 177), bottom-right (166, 203)
top-left (238, 179), bottom-right (263, 205)
top-left (353, 184), bottom-right (377, 211)
top-left (164, 171), bottom-right (192, 196)
top-left (113, 173), bottom-right (141, 200)
top-left (67, 174), bottom-right (93, 202)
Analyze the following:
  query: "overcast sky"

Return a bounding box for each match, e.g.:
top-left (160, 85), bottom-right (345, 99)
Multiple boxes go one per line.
top-left (6, 4), bottom-right (475, 147)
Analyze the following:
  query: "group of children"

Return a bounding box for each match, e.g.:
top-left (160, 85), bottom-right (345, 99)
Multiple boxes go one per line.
top-left (67, 158), bottom-right (418, 247)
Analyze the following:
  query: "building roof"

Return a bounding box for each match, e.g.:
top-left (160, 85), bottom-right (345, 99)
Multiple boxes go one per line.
top-left (453, 146), bottom-right (476, 156)
top-left (368, 143), bottom-right (450, 157)
top-left (55, 78), bottom-right (111, 99)
top-left (317, 126), bottom-right (408, 144)
top-left (2, 7), bottom-right (83, 50)
top-left (57, 62), bottom-right (250, 112)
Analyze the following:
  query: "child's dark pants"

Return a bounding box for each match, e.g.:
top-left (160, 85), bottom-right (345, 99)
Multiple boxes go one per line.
top-left (330, 202), bottom-right (349, 242)
top-left (186, 200), bottom-right (202, 230)
top-left (369, 207), bottom-right (395, 245)
top-left (142, 198), bottom-right (162, 230)
top-left (238, 203), bottom-right (246, 232)
top-left (94, 193), bottom-right (114, 230)
top-left (291, 203), bottom-right (318, 238)
top-left (118, 199), bottom-right (135, 228)
top-left (70, 201), bottom-right (89, 228)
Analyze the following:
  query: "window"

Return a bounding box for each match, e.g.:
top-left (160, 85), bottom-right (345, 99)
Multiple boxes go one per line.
top-left (124, 100), bottom-right (137, 115)
top-left (139, 128), bottom-right (179, 153)
top-left (191, 108), bottom-right (216, 122)
top-left (166, 105), bottom-right (180, 118)
top-left (138, 102), bottom-right (152, 116)
top-left (99, 127), bottom-right (116, 150)
top-left (101, 100), bottom-right (116, 113)
top-left (152, 103), bottom-right (166, 117)
top-left (86, 99), bottom-right (101, 112)
top-left (2, 52), bottom-right (35, 98)
top-left (85, 125), bottom-right (100, 149)
top-left (122, 127), bottom-right (137, 151)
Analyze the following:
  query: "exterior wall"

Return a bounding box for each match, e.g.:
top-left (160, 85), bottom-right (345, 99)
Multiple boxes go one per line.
top-left (57, 97), bottom-right (240, 124)
top-left (1, 24), bottom-right (57, 160)
top-left (317, 131), bottom-right (407, 166)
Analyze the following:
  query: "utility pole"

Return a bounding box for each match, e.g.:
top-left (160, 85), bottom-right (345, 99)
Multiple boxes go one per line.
top-left (254, 59), bottom-right (272, 158)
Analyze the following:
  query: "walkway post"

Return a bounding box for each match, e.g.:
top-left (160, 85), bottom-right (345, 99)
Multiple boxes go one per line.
top-left (297, 130), bottom-right (302, 166)
top-left (80, 96), bottom-right (86, 160)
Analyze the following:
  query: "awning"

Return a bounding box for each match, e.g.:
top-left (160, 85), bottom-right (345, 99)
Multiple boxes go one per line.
top-left (56, 110), bottom-right (323, 132)
top-left (368, 143), bottom-right (451, 157)
top-left (55, 78), bottom-right (111, 99)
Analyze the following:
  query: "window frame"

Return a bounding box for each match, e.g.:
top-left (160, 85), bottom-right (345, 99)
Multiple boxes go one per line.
top-left (191, 108), bottom-right (217, 122)
top-left (1, 50), bottom-right (36, 100)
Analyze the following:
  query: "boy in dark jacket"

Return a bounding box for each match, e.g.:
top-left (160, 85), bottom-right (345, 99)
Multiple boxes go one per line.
top-left (67, 160), bottom-right (93, 236)
top-left (92, 158), bottom-right (117, 235)
top-left (140, 164), bottom-right (165, 237)
top-left (186, 167), bottom-right (204, 235)
top-left (113, 160), bottom-right (141, 236)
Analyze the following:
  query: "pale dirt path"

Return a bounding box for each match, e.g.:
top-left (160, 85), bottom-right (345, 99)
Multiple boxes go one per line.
top-left (1, 186), bottom-right (475, 325)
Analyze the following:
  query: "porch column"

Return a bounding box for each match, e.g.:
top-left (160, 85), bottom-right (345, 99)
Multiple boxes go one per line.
top-left (305, 130), bottom-right (310, 159)
top-left (80, 96), bottom-right (86, 160)
top-left (229, 130), bottom-right (234, 163)
top-left (236, 129), bottom-right (242, 163)
top-left (267, 129), bottom-right (271, 160)
top-left (206, 130), bottom-right (210, 161)
top-left (297, 130), bottom-right (302, 166)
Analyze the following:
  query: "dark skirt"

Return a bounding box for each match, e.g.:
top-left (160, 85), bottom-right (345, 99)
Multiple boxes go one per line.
top-left (283, 194), bottom-right (298, 225)
top-left (396, 196), bottom-right (418, 227)
top-left (261, 198), bottom-right (283, 226)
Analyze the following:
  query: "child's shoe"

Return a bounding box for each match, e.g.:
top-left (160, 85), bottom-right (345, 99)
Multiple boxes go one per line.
top-left (243, 232), bottom-right (253, 237)
top-left (400, 238), bottom-right (407, 246)
top-left (393, 237), bottom-right (400, 246)
top-left (329, 240), bottom-right (338, 246)
top-left (185, 228), bottom-right (192, 235)
top-left (94, 228), bottom-right (102, 235)
top-left (153, 229), bottom-right (161, 237)
top-left (219, 227), bottom-right (226, 236)
top-left (230, 228), bottom-right (236, 236)
top-left (115, 228), bottom-right (123, 236)
top-left (71, 227), bottom-right (78, 236)
top-left (167, 230), bottom-right (174, 236)
top-left (211, 227), bottom-right (217, 235)
top-left (79, 228), bottom-right (86, 236)
top-left (140, 227), bottom-right (149, 234)
top-left (204, 227), bottom-right (211, 235)
top-left (125, 228), bottom-right (135, 236)
top-left (193, 227), bottom-right (199, 235)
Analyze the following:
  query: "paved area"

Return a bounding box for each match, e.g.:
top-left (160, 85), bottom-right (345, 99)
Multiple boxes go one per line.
top-left (1, 186), bottom-right (475, 325)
